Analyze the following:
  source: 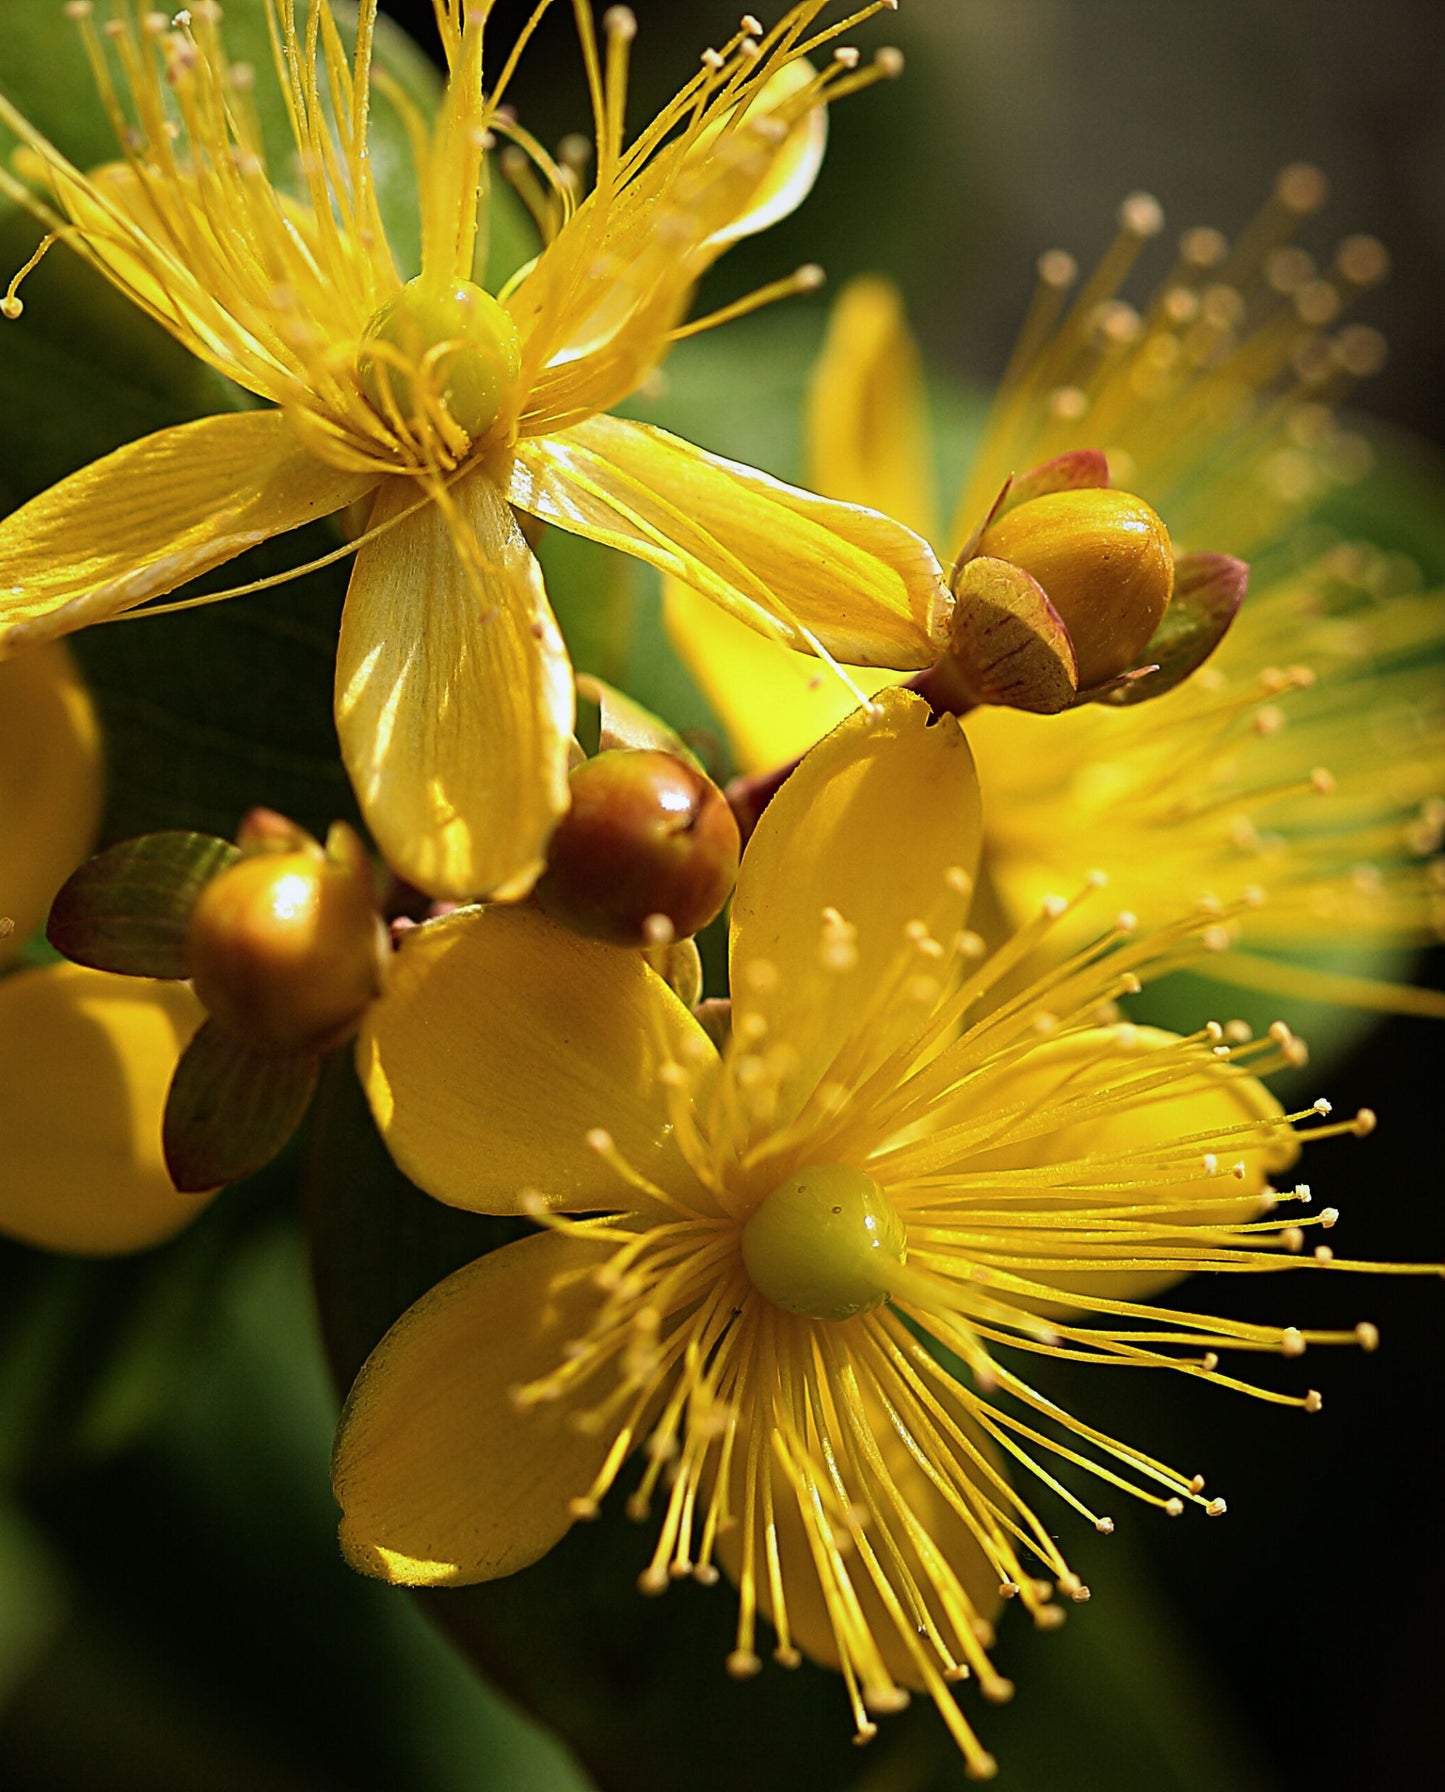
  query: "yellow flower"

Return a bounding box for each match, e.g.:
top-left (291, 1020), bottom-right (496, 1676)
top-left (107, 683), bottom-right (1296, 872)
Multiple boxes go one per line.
top-left (332, 689), bottom-right (1404, 1777)
top-left (0, 0), bottom-right (945, 900)
top-left (666, 184), bottom-right (1444, 1015)
top-left (0, 642), bottom-right (102, 963)
top-left (0, 647), bottom-right (207, 1252)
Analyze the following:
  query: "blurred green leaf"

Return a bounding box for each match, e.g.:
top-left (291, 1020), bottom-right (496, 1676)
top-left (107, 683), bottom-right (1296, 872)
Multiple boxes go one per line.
top-left (7, 1222), bottom-right (589, 1792)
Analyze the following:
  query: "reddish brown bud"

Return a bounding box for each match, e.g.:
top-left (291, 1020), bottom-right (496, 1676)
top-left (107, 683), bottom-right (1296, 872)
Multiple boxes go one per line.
top-left (187, 849), bottom-right (386, 1055)
top-left (535, 749), bottom-right (741, 947)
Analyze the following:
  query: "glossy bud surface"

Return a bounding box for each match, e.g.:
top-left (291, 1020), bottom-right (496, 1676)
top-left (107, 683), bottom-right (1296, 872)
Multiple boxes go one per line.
top-left (978, 487), bottom-right (1173, 688)
top-left (188, 851), bottom-right (384, 1056)
top-left (535, 749), bottom-right (740, 947)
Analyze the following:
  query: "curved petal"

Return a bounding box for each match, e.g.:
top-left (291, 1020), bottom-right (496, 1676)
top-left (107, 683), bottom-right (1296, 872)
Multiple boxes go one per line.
top-left (0, 410), bottom-right (376, 649)
top-left (701, 61), bottom-right (828, 252)
top-left (333, 1228), bottom-right (618, 1586)
top-left (0, 644), bottom-right (102, 965)
top-left (511, 63), bottom-right (827, 420)
top-left (729, 688), bottom-right (983, 1137)
top-left (510, 416), bottom-right (949, 668)
top-left (0, 964), bottom-right (209, 1254)
top-left (806, 276), bottom-right (936, 540)
top-left (334, 470), bottom-right (574, 901)
top-left (662, 577), bottom-right (899, 775)
top-left (957, 1025), bottom-right (1295, 1308)
top-left (357, 906), bottom-right (717, 1216)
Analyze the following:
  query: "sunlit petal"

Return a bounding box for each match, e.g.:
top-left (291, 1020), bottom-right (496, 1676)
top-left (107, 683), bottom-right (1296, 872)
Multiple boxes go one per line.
top-left (357, 905), bottom-right (714, 1217)
top-left (334, 469), bottom-right (574, 901)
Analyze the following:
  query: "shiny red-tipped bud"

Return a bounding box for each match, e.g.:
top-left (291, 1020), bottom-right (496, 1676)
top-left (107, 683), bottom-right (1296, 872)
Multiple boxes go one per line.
top-left (535, 749), bottom-right (741, 947)
top-left (187, 846), bottom-right (386, 1056)
top-left (976, 487), bottom-right (1174, 689)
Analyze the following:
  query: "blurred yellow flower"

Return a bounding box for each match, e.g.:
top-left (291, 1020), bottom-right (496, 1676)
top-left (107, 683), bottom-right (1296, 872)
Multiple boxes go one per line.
top-left (333, 690), bottom-right (1399, 1776)
top-left (0, 648), bottom-right (206, 1253)
top-left (0, 642), bottom-right (102, 965)
top-left (667, 185), bottom-right (1444, 1014)
top-left (0, 0), bottom-right (944, 901)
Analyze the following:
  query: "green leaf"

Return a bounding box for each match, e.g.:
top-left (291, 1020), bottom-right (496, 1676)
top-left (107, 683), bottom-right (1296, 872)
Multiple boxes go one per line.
top-left (163, 1024), bottom-right (318, 1193)
top-left (47, 831), bottom-right (238, 978)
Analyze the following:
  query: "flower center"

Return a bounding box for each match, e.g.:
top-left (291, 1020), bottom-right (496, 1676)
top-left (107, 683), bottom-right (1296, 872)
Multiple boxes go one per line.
top-left (357, 276), bottom-right (521, 446)
top-left (741, 1164), bottom-right (906, 1322)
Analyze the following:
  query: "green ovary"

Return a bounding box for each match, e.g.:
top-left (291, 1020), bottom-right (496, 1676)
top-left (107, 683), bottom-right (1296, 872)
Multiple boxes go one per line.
top-left (358, 276), bottom-right (521, 443)
top-left (741, 1164), bottom-right (906, 1322)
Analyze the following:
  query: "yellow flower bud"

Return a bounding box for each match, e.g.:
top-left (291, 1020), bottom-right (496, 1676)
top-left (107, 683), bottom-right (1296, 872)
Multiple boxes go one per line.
top-left (976, 488), bottom-right (1174, 689)
top-left (187, 850), bottom-right (386, 1056)
top-left (741, 1164), bottom-right (906, 1321)
top-left (357, 277), bottom-right (520, 444)
top-left (534, 749), bottom-right (741, 948)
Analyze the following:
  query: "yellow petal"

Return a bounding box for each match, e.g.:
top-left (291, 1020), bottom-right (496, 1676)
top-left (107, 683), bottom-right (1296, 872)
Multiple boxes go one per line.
top-left (333, 1228), bottom-right (618, 1586)
top-left (357, 906), bottom-right (716, 1216)
top-left (701, 61), bottom-right (828, 252)
top-left (511, 64), bottom-right (826, 422)
top-left (806, 276), bottom-right (937, 541)
top-left (510, 417), bottom-right (949, 668)
top-left (729, 688), bottom-right (983, 1139)
top-left (334, 470), bottom-right (574, 901)
top-left (661, 577), bottom-right (899, 775)
top-left (0, 644), bottom-right (102, 965)
top-left (0, 964), bottom-right (209, 1254)
top-left (962, 1024), bottom-right (1295, 1308)
top-left (0, 411), bottom-right (377, 649)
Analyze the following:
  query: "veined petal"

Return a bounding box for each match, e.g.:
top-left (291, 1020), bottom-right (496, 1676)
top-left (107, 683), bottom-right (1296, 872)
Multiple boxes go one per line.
top-left (357, 906), bottom-right (717, 1216)
top-left (729, 689), bottom-right (982, 1140)
top-left (334, 470), bottom-right (574, 901)
top-left (333, 1229), bottom-right (617, 1586)
top-left (0, 644), bottom-right (102, 965)
top-left (806, 275), bottom-right (936, 541)
top-left (0, 964), bottom-right (209, 1254)
top-left (0, 411), bottom-right (377, 650)
top-left (662, 577), bottom-right (899, 775)
top-left (511, 416), bottom-right (949, 668)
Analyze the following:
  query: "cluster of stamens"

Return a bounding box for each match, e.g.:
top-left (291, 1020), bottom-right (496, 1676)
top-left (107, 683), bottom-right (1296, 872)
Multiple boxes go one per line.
top-left (502, 852), bottom-right (1432, 1774)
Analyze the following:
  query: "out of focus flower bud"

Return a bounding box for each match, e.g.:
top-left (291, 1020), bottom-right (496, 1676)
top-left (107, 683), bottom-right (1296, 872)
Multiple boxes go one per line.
top-left (187, 840), bottom-right (386, 1055)
top-left (535, 749), bottom-right (741, 947)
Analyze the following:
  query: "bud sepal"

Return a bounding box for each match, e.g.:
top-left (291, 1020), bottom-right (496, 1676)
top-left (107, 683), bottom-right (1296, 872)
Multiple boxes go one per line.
top-left (935, 453), bottom-right (1244, 717)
